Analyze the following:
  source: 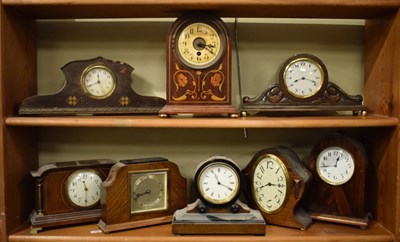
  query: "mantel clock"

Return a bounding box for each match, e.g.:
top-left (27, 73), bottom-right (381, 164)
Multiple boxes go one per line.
top-left (29, 159), bottom-right (115, 233)
top-left (159, 12), bottom-right (238, 117)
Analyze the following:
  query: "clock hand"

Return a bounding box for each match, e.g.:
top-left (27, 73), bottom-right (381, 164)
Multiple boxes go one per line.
top-left (197, 42), bottom-right (215, 54)
top-left (211, 170), bottom-right (233, 191)
top-left (134, 189), bottom-right (151, 200)
top-left (259, 182), bottom-right (285, 189)
top-left (82, 180), bottom-right (88, 205)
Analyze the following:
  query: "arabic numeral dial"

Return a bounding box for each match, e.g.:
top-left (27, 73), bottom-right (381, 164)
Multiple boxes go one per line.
top-left (253, 154), bottom-right (289, 214)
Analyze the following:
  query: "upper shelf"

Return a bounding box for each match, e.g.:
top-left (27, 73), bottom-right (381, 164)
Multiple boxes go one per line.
top-left (2, 0), bottom-right (400, 19)
top-left (5, 115), bottom-right (398, 128)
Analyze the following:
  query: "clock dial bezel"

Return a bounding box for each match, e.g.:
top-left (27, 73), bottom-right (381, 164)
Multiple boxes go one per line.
top-left (173, 17), bottom-right (227, 69)
top-left (129, 169), bottom-right (169, 214)
top-left (316, 146), bottom-right (356, 186)
top-left (251, 154), bottom-right (290, 214)
top-left (64, 169), bottom-right (103, 209)
top-left (279, 53), bottom-right (329, 101)
top-left (194, 157), bottom-right (242, 207)
top-left (80, 64), bottom-right (117, 99)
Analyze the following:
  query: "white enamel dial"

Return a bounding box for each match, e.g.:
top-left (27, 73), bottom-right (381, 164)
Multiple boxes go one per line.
top-left (197, 161), bottom-right (240, 205)
top-left (81, 65), bottom-right (116, 99)
top-left (176, 22), bottom-right (223, 69)
top-left (66, 169), bottom-right (102, 208)
top-left (316, 147), bottom-right (355, 185)
top-left (252, 154), bottom-right (289, 214)
top-left (283, 58), bottom-right (324, 98)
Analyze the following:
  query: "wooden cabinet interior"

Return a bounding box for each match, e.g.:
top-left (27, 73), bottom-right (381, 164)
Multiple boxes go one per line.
top-left (0, 1), bottom-right (399, 242)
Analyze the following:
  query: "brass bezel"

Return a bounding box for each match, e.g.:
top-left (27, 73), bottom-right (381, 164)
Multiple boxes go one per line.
top-left (197, 161), bottom-right (240, 205)
top-left (65, 169), bottom-right (103, 209)
top-left (173, 18), bottom-right (227, 70)
top-left (80, 64), bottom-right (117, 99)
top-left (316, 146), bottom-right (355, 186)
top-left (129, 169), bottom-right (169, 214)
top-left (282, 57), bottom-right (325, 99)
top-left (251, 154), bottom-right (290, 214)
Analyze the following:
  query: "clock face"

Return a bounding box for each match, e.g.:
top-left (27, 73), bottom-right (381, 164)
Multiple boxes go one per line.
top-left (283, 57), bottom-right (324, 99)
top-left (65, 169), bottom-right (103, 208)
top-left (81, 65), bottom-right (117, 99)
top-left (196, 161), bottom-right (241, 206)
top-left (252, 154), bottom-right (289, 214)
top-left (175, 22), bottom-right (224, 69)
top-left (316, 146), bottom-right (355, 185)
top-left (130, 171), bottom-right (168, 214)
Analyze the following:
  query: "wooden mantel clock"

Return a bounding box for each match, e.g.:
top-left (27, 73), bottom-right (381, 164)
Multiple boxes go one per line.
top-left (29, 159), bottom-right (115, 233)
top-left (242, 146), bottom-right (312, 230)
top-left (159, 12), bottom-right (238, 117)
top-left (304, 132), bottom-right (370, 228)
top-left (240, 53), bottom-right (368, 116)
top-left (19, 56), bottom-right (166, 115)
top-left (98, 157), bottom-right (187, 233)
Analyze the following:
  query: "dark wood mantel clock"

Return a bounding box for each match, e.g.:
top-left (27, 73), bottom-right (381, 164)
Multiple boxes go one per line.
top-left (240, 53), bottom-right (368, 116)
top-left (159, 12), bottom-right (238, 117)
top-left (304, 132), bottom-right (370, 228)
top-left (29, 159), bottom-right (115, 233)
top-left (19, 56), bottom-right (166, 115)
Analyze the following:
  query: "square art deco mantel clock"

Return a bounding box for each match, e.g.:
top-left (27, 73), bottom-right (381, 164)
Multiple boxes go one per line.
top-left (19, 56), bottom-right (166, 115)
top-left (159, 12), bottom-right (238, 117)
top-left (98, 157), bottom-right (187, 233)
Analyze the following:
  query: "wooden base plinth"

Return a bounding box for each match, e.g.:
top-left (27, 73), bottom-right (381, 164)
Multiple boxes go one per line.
top-left (29, 209), bottom-right (101, 233)
top-left (98, 215), bottom-right (172, 233)
top-left (172, 200), bottom-right (266, 235)
top-left (310, 213), bottom-right (371, 229)
top-left (159, 105), bottom-right (239, 117)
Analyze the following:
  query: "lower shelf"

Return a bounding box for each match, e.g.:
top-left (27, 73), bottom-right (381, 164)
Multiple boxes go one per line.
top-left (9, 221), bottom-right (393, 242)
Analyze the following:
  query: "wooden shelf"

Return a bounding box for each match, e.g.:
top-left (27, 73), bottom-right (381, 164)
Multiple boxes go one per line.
top-left (5, 115), bottom-right (398, 128)
top-left (9, 221), bottom-right (394, 242)
top-left (2, 0), bottom-right (400, 19)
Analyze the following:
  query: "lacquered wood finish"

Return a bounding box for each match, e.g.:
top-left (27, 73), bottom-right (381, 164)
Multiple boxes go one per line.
top-left (1, 0), bottom-right (400, 19)
top-left (4, 115), bottom-right (398, 128)
top-left (0, 0), bottom-right (400, 242)
top-left (8, 222), bottom-right (395, 242)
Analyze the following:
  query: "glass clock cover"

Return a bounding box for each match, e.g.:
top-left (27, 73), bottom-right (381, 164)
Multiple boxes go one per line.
top-left (316, 146), bottom-right (355, 185)
top-left (175, 22), bottom-right (224, 69)
top-left (252, 154), bottom-right (289, 214)
top-left (283, 57), bottom-right (324, 99)
top-left (130, 170), bottom-right (168, 214)
top-left (81, 65), bottom-right (117, 99)
top-left (66, 169), bottom-right (103, 208)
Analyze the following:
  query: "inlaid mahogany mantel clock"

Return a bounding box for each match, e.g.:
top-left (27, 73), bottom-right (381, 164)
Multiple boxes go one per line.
top-left (304, 133), bottom-right (370, 228)
top-left (29, 159), bottom-right (115, 233)
top-left (159, 12), bottom-right (238, 117)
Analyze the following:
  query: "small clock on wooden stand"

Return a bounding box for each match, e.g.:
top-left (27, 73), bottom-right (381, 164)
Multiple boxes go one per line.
top-left (172, 156), bottom-right (265, 235)
top-left (240, 53), bottom-right (368, 116)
